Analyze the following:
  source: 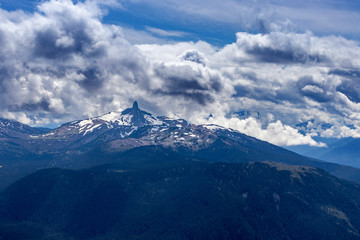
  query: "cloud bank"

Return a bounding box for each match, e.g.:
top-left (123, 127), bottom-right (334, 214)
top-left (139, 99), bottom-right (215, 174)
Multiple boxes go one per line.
top-left (1, 0), bottom-right (360, 147)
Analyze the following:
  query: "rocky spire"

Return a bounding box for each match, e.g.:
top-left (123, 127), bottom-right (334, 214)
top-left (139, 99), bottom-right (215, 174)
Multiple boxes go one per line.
top-left (132, 101), bottom-right (139, 110)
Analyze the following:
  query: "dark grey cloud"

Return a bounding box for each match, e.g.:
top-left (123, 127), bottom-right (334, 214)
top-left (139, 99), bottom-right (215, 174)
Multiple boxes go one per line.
top-left (0, 30), bottom-right (5, 60)
top-left (33, 20), bottom-right (106, 60)
top-left (274, 88), bottom-right (304, 104)
top-left (232, 32), bottom-right (339, 66)
top-left (0, 66), bottom-right (10, 85)
top-left (181, 50), bottom-right (207, 66)
top-left (295, 76), bottom-right (333, 103)
top-left (329, 69), bottom-right (360, 78)
top-left (153, 64), bottom-right (222, 105)
top-left (9, 98), bottom-right (51, 112)
top-left (154, 89), bottom-right (214, 105)
top-left (232, 71), bottom-right (346, 120)
top-left (78, 68), bottom-right (105, 92)
top-left (330, 69), bottom-right (360, 103)
top-left (233, 82), bottom-right (312, 105)
top-left (247, 45), bottom-right (328, 64)
top-left (302, 89), bottom-right (333, 103)
top-left (232, 73), bottom-right (306, 105)
top-left (336, 81), bottom-right (360, 103)
top-left (233, 84), bottom-right (281, 103)
top-left (239, 71), bottom-right (260, 82)
top-left (34, 28), bottom-right (73, 59)
top-left (256, 76), bottom-right (335, 105)
top-left (165, 76), bottom-right (209, 91)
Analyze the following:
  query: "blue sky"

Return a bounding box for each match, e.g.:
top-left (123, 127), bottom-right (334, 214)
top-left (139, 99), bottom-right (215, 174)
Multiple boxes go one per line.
top-left (2, 0), bottom-right (360, 45)
top-left (1, 0), bottom-right (360, 146)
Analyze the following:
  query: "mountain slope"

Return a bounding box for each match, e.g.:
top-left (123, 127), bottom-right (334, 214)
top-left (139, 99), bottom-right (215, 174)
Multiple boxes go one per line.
top-left (1, 148), bottom-right (360, 240)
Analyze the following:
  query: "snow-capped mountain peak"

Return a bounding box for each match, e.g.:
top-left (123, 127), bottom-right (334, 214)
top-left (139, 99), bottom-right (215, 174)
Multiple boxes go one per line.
top-left (69, 101), bottom-right (165, 131)
top-left (44, 102), bottom-right (172, 140)
top-left (93, 101), bottom-right (164, 127)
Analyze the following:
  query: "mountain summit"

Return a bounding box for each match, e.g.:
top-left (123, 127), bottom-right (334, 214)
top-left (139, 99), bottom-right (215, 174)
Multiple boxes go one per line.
top-left (132, 101), bottom-right (138, 109)
top-left (119, 101), bottom-right (159, 126)
top-left (78, 101), bottom-right (164, 129)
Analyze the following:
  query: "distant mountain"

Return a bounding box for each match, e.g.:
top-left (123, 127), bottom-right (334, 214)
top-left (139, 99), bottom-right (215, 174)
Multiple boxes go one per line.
top-left (1, 147), bottom-right (360, 240)
top-left (1, 102), bottom-right (360, 189)
top-left (0, 118), bottom-right (45, 179)
top-left (0, 117), bottom-right (43, 138)
top-left (322, 138), bottom-right (360, 167)
top-left (285, 137), bottom-right (360, 168)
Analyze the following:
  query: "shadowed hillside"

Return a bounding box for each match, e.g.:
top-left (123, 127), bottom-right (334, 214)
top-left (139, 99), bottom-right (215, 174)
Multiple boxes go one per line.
top-left (1, 147), bottom-right (360, 240)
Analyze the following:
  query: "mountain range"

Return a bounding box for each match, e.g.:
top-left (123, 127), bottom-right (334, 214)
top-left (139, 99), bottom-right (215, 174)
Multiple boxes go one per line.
top-left (1, 101), bottom-right (360, 189)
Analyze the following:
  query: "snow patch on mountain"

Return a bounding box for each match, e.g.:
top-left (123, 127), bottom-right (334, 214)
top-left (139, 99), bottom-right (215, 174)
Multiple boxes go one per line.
top-left (144, 115), bottom-right (164, 125)
top-left (83, 124), bottom-right (102, 136)
top-left (78, 119), bottom-right (93, 127)
top-left (97, 112), bottom-right (135, 125)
